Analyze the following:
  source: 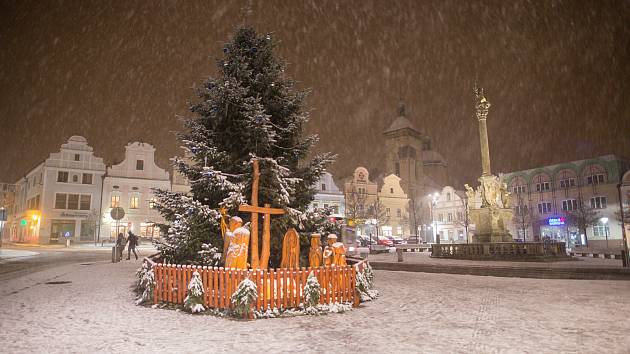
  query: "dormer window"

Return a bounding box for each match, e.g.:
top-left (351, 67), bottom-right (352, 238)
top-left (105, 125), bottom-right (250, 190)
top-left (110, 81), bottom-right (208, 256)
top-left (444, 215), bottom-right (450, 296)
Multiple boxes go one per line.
top-left (321, 183), bottom-right (326, 191)
top-left (136, 160), bottom-right (144, 170)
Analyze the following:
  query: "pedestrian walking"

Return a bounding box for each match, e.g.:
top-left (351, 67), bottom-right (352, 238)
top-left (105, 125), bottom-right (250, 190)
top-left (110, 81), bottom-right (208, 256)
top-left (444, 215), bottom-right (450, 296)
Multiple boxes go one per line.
top-left (126, 231), bottom-right (139, 260)
top-left (115, 232), bottom-right (126, 261)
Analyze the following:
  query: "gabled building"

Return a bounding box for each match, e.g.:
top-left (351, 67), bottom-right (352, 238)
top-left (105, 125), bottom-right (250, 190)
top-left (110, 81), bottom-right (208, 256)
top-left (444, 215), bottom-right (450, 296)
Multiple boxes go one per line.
top-left (377, 174), bottom-right (410, 237)
top-left (5, 136), bottom-right (106, 244)
top-left (99, 142), bottom-right (170, 241)
top-left (344, 167), bottom-right (378, 238)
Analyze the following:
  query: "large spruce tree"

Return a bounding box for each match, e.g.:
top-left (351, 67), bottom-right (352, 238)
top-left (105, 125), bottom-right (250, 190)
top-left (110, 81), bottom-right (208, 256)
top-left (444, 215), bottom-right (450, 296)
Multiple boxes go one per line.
top-left (154, 27), bottom-right (335, 267)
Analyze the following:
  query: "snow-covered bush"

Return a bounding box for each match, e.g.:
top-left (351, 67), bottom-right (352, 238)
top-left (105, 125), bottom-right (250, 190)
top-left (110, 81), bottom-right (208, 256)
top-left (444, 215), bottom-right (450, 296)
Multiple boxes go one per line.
top-left (356, 264), bottom-right (378, 302)
top-left (303, 271), bottom-right (321, 309)
top-left (184, 271), bottom-right (205, 313)
top-left (135, 261), bottom-right (155, 305)
top-left (231, 278), bottom-right (258, 319)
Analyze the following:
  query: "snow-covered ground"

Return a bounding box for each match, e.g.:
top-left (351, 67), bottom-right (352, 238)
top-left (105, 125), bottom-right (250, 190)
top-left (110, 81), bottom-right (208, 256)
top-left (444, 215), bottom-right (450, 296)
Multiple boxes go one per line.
top-left (0, 249), bottom-right (39, 262)
top-left (1, 259), bottom-right (629, 353)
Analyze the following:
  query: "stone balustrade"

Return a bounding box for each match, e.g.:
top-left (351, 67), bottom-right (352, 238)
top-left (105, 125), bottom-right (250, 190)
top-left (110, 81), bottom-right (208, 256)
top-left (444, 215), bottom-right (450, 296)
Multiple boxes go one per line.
top-left (431, 242), bottom-right (568, 260)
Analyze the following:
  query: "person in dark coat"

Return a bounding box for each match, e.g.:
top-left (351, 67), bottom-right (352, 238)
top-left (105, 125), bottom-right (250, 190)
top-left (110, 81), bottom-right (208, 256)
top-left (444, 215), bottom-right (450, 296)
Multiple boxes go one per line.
top-left (115, 233), bottom-right (126, 260)
top-left (126, 231), bottom-right (139, 260)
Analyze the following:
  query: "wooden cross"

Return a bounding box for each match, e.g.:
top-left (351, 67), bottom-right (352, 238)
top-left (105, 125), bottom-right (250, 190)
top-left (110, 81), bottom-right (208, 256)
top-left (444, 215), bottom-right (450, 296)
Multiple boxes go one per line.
top-left (238, 159), bottom-right (286, 269)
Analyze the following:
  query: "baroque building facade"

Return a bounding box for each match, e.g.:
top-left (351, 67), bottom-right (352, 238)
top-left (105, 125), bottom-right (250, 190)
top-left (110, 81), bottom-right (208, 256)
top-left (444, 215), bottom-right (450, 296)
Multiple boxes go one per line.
top-left (309, 171), bottom-right (345, 218)
top-left (377, 174), bottom-right (410, 237)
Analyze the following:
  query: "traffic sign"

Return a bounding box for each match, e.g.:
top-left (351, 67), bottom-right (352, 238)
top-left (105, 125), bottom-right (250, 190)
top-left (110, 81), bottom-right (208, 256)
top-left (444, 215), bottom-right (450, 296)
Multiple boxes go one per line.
top-left (110, 207), bottom-right (125, 220)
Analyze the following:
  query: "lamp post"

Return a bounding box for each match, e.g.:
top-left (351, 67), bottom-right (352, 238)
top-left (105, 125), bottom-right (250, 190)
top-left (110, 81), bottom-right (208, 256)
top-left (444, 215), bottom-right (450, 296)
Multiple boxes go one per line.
top-left (617, 182), bottom-right (629, 267)
top-left (429, 192), bottom-right (440, 244)
top-left (601, 217), bottom-right (609, 249)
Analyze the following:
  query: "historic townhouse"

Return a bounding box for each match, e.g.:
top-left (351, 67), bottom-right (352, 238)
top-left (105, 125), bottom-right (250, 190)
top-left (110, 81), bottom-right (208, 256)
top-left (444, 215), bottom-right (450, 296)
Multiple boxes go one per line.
top-left (377, 174), bottom-right (410, 237)
top-left (4, 136), bottom-right (106, 244)
top-left (431, 185), bottom-right (470, 243)
top-left (99, 142), bottom-right (170, 241)
top-left (309, 171), bottom-right (345, 218)
top-left (503, 154), bottom-right (630, 248)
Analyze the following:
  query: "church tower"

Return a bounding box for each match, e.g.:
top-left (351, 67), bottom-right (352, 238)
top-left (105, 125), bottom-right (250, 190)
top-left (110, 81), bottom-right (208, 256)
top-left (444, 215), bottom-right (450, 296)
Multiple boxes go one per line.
top-left (383, 103), bottom-right (448, 237)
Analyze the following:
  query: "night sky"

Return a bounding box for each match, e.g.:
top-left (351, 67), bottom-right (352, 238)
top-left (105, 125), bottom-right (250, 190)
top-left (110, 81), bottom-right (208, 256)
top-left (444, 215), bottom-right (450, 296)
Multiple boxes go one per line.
top-left (1, 0), bottom-right (628, 187)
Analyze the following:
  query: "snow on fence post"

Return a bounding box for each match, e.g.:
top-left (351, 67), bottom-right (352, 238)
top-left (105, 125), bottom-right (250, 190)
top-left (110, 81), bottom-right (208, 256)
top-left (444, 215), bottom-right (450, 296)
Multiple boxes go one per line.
top-left (153, 264), bottom-right (159, 304)
top-left (352, 266), bottom-right (359, 308)
top-left (212, 267), bottom-right (219, 308)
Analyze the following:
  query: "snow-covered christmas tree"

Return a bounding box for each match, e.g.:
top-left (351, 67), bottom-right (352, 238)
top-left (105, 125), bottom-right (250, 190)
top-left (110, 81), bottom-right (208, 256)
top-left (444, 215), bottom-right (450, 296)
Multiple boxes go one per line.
top-left (154, 27), bottom-right (335, 267)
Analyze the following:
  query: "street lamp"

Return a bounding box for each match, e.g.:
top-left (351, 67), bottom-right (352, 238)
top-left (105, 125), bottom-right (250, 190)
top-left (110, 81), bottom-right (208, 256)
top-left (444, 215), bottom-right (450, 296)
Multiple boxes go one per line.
top-left (428, 192), bottom-right (440, 244)
top-left (601, 217), bottom-right (609, 249)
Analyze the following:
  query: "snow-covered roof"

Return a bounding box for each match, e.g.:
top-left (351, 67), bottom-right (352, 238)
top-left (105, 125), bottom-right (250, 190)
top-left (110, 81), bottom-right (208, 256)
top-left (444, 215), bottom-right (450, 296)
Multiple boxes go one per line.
top-left (383, 115), bottom-right (420, 134)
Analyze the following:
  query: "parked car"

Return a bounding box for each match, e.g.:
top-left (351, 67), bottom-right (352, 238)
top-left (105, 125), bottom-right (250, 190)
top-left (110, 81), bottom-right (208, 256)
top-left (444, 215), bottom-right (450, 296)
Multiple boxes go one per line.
top-left (377, 236), bottom-right (393, 247)
top-left (390, 235), bottom-right (406, 245)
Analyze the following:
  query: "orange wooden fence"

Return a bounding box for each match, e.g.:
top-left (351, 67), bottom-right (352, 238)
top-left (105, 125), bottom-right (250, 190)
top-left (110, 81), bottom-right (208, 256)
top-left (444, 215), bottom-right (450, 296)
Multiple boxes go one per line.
top-left (152, 264), bottom-right (360, 310)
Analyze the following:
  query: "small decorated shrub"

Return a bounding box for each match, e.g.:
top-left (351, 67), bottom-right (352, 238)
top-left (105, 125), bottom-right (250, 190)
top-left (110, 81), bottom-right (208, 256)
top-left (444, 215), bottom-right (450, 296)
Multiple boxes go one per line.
top-left (184, 271), bottom-right (205, 313)
top-left (135, 262), bottom-right (155, 305)
top-left (231, 278), bottom-right (258, 319)
top-left (356, 264), bottom-right (378, 302)
top-left (303, 271), bottom-right (321, 308)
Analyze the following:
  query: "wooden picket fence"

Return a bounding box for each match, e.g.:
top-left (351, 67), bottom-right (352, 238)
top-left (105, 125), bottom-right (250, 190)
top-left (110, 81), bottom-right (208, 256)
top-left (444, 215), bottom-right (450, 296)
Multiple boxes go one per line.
top-left (152, 263), bottom-right (361, 310)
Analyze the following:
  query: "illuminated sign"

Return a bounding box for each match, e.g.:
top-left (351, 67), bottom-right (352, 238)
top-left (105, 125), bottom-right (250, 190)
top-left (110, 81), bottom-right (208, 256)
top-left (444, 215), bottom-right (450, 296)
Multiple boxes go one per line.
top-left (548, 217), bottom-right (566, 226)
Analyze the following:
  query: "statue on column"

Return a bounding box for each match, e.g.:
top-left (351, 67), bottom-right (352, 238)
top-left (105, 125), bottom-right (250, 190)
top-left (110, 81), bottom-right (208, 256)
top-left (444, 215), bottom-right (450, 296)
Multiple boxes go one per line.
top-left (308, 233), bottom-right (323, 268)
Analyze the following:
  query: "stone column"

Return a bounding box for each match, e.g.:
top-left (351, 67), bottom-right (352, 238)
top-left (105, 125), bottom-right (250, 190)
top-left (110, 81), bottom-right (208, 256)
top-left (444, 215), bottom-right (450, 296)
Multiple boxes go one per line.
top-left (475, 88), bottom-right (492, 177)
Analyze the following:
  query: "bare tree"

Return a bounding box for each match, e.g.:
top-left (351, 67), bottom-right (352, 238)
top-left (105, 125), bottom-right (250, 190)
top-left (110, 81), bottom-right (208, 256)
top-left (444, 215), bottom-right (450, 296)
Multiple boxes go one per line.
top-left (512, 193), bottom-right (531, 242)
top-left (565, 196), bottom-right (600, 247)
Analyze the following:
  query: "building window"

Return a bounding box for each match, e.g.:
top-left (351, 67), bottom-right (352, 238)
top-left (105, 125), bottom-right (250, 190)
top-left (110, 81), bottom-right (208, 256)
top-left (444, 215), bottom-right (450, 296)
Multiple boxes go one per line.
top-left (136, 160), bottom-right (144, 170)
top-left (80, 220), bottom-right (95, 241)
top-left (385, 208), bottom-right (390, 216)
top-left (55, 194), bottom-right (67, 209)
top-left (381, 226), bottom-right (392, 236)
top-left (517, 228), bottom-right (529, 239)
top-left (513, 185), bottom-right (526, 194)
top-left (593, 225), bottom-right (609, 238)
top-left (457, 211), bottom-right (463, 221)
top-left (358, 187), bottom-right (366, 195)
top-left (332, 205), bottom-right (339, 214)
top-left (72, 175), bottom-right (78, 183)
top-left (130, 195), bottom-right (140, 209)
top-left (438, 213), bottom-right (443, 222)
top-left (535, 182), bottom-right (550, 192)
top-left (323, 203), bottom-right (329, 209)
top-left (82, 173), bottom-right (93, 184)
top-left (446, 193), bottom-right (451, 201)
top-left (447, 213), bottom-right (452, 222)
top-left (67, 194), bottom-right (79, 210)
top-left (74, 154), bottom-right (80, 161)
top-left (396, 226), bottom-right (403, 235)
top-left (559, 178), bottom-right (576, 189)
top-left (149, 198), bottom-right (156, 209)
top-left (313, 203), bottom-right (319, 209)
top-left (390, 188), bottom-right (394, 194)
top-left (111, 194), bottom-right (120, 208)
top-left (538, 202), bottom-right (552, 214)
top-left (57, 171), bottom-right (69, 183)
top-left (562, 199), bottom-right (578, 211)
top-left (321, 183), bottom-right (326, 191)
top-left (590, 197), bottom-right (607, 209)
top-left (586, 174), bottom-right (605, 185)
top-left (141, 222), bottom-right (160, 238)
top-left (397, 209), bottom-right (402, 218)
top-left (515, 205), bottom-right (528, 215)
top-left (395, 162), bottom-right (400, 177)
top-left (80, 195), bottom-right (91, 210)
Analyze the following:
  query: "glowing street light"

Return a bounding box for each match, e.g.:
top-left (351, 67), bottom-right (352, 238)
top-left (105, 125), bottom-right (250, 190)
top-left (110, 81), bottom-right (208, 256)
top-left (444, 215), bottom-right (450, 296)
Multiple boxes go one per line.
top-left (428, 192), bottom-right (440, 244)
